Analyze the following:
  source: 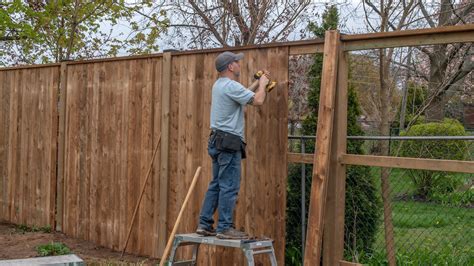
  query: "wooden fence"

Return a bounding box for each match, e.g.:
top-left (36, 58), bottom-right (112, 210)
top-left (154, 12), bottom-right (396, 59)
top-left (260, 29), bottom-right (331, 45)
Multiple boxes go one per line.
top-left (1, 24), bottom-right (473, 265)
top-left (0, 66), bottom-right (59, 227)
top-left (0, 47), bottom-right (291, 264)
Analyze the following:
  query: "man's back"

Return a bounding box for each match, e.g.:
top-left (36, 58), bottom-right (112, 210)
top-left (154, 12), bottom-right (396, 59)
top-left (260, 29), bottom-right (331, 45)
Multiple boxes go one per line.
top-left (210, 77), bottom-right (254, 139)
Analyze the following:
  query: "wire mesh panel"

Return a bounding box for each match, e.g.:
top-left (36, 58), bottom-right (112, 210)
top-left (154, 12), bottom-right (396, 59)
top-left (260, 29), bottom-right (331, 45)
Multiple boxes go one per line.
top-left (286, 136), bottom-right (473, 265)
top-left (351, 138), bottom-right (473, 265)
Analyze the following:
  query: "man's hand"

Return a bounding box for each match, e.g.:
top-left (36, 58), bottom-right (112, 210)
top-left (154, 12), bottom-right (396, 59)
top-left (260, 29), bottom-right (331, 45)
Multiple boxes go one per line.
top-left (258, 74), bottom-right (270, 88)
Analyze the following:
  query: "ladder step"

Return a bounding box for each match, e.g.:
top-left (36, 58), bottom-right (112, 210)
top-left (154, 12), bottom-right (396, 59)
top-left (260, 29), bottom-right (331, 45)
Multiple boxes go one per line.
top-left (252, 249), bottom-right (274, 255)
top-left (171, 260), bottom-right (196, 266)
top-left (168, 233), bottom-right (277, 265)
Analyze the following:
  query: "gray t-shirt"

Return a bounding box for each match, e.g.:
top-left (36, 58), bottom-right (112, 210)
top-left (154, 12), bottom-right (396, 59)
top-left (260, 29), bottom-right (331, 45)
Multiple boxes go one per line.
top-left (210, 77), bottom-right (255, 140)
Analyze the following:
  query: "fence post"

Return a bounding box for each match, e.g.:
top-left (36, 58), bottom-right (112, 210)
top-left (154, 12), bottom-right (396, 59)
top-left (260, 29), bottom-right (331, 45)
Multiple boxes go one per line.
top-left (301, 136), bottom-right (306, 263)
top-left (304, 30), bottom-right (340, 265)
top-left (323, 49), bottom-right (348, 265)
top-left (156, 52), bottom-right (172, 257)
top-left (55, 62), bottom-right (68, 231)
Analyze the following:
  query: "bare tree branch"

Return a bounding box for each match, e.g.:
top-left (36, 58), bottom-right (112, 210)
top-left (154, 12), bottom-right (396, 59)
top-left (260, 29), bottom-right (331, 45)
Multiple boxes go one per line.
top-left (407, 46), bottom-right (472, 128)
top-left (418, 0), bottom-right (435, 27)
top-left (188, 0), bottom-right (228, 46)
top-left (448, 2), bottom-right (473, 25)
top-left (364, 0), bottom-right (397, 30)
top-left (271, 1), bottom-right (309, 42)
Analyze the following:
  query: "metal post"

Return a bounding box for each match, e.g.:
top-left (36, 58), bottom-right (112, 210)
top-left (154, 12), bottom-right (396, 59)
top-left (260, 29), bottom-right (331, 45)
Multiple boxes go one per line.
top-left (301, 136), bottom-right (306, 263)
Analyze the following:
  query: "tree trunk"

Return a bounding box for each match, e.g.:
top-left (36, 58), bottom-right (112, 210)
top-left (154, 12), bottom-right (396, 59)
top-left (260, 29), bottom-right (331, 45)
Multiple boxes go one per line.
top-left (399, 51), bottom-right (412, 131)
top-left (424, 0), bottom-right (451, 121)
top-left (378, 48), bottom-right (396, 266)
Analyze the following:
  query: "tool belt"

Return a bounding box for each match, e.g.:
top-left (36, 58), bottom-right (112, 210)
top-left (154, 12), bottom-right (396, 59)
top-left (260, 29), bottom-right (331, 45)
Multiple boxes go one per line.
top-left (211, 130), bottom-right (247, 159)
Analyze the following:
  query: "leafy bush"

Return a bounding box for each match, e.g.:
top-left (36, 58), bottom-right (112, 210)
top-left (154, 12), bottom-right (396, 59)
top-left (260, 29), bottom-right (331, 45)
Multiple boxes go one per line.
top-left (400, 119), bottom-right (468, 199)
top-left (36, 242), bottom-right (71, 256)
top-left (430, 186), bottom-right (473, 207)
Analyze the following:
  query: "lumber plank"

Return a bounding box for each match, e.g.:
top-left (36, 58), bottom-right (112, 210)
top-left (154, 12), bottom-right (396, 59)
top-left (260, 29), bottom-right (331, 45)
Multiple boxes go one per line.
top-left (340, 154), bottom-right (474, 174)
top-left (323, 49), bottom-right (348, 265)
top-left (304, 30), bottom-right (340, 266)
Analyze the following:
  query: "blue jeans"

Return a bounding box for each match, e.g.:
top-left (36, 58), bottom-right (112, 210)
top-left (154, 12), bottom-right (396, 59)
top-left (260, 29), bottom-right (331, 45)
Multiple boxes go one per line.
top-left (198, 136), bottom-right (242, 233)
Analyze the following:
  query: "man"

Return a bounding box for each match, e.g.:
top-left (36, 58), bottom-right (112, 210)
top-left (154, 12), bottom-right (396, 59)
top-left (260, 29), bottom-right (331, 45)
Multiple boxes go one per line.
top-left (196, 51), bottom-right (270, 239)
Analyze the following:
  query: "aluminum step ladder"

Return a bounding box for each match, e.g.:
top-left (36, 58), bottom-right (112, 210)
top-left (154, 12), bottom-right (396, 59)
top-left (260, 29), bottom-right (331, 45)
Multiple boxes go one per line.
top-left (167, 233), bottom-right (277, 266)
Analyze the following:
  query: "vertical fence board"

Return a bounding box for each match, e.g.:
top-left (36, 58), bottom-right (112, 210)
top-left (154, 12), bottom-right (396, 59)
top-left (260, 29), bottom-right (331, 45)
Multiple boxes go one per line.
top-left (0, 71), bottom-right (8, 218)
top-left (56, 62), bottom-right (68, 231)
top-left (0, 67), bottom-right (58, 227)
top-left (156, 52), bottom-right (170, 257)
top-left (118, 60), bottom-right (130, 251)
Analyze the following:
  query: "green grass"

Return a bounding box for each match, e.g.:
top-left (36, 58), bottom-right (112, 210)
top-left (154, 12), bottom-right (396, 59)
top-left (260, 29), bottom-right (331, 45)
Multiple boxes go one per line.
top-left (356, 168), bottom-right (474, 265)
top-left (36, 242), bottom-right (71, 257)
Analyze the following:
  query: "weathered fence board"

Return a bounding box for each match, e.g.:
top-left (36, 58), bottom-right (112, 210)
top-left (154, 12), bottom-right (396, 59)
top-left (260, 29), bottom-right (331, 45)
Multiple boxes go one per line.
top-left (0, 67), bottom-right (59, 227)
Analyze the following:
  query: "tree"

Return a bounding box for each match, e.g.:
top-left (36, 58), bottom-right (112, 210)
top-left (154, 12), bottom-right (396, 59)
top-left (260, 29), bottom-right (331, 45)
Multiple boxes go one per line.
top-left (362, 0), bottom-right (473, 124)
top-left (417, 0), bottom-right (473, 121)
top-left (0, 0), bottom-right (169, 65)
top-left (362, 1), bottom-right (419, 265)
top-left (160, 0), bottom-right (319, 49)
top-left (288, 54), bottom-right (313, 139)
top-left (395, 82), bottom-right (428, 130)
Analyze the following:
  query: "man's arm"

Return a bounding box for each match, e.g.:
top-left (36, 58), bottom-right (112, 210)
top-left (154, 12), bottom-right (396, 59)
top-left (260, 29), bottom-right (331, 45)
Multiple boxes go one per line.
top-left (248, 74), bottom-right (269, 106)
top-left (247, 80), bottom-right (259, 92)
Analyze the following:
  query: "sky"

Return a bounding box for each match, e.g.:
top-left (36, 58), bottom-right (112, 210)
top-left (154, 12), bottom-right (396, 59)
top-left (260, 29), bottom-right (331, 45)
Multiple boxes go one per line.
top-left (110, 0), bottom-right (369, 56)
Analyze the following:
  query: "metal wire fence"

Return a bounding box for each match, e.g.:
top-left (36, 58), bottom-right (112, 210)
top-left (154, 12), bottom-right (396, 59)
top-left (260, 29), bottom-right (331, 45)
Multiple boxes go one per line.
top-left (286, 135), bottom-right (473, 265)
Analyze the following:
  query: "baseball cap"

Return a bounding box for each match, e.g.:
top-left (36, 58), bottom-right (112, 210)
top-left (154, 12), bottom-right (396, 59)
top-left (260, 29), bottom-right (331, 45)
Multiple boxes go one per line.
top-left (215, 51), bottom-right (244, 72)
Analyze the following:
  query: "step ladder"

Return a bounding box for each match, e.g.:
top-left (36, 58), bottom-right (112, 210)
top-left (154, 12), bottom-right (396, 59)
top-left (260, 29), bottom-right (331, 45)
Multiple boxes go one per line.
top-left (167, 233), bottom-right (277, 266)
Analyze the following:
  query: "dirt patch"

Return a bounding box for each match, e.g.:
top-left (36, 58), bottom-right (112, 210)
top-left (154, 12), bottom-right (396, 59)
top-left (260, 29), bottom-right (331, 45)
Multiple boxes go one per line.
top-left (0, 221), bottom-right (159, 265)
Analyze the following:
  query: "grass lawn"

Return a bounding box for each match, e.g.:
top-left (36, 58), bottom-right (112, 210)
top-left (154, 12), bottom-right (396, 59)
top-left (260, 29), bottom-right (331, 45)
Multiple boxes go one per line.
top-left (360, 168), bottom-right (474, 265)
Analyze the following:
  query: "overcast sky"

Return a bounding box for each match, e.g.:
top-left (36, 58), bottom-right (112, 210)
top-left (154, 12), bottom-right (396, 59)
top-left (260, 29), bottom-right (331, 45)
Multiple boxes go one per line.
top-left (109, 0), bottom-right (369, 56)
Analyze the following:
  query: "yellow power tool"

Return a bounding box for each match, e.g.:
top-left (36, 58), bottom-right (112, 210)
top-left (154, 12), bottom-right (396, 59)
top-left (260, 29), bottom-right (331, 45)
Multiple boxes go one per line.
top-left (254, 71), bottom-right (277, 92)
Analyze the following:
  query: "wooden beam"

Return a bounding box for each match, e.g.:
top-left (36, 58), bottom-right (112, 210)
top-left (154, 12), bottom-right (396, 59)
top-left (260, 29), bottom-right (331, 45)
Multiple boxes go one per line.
top-left (343, 25), bottom-right (474, 51)
top-left (289, 44), bottom-right (324, 55)
top-left (157, 52), bottom-right (172, 256)
top-left (0, 62), bottom-right (61, 71)
top-left (288, 152), bottom-right (314, 164)
top-left (323, 49), bottom-right (348, 265)
top-left (304, 30), bottom-right (340, 266)
top-left (340, 154), bottom-right (474, 174)
top-left (55, 62), bottom-right (68, 231)
top-left (342, 24), bottom-right (473, 41)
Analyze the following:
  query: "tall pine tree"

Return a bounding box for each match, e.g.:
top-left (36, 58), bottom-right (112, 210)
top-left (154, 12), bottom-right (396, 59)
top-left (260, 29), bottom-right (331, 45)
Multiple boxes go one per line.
top-left (285, 5), bottom-right (380, 264)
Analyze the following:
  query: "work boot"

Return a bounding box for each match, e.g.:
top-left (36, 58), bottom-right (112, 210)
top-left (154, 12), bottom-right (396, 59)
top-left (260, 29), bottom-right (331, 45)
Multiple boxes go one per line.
top-left (196, 226), bottom-right (216, 236)
top-left (216, 228), bottom-right (249, 239)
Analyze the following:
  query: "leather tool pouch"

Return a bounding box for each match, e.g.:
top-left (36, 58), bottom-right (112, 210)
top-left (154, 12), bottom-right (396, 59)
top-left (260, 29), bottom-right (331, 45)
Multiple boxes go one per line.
top-left (214, 130), bottom-right (247, 159)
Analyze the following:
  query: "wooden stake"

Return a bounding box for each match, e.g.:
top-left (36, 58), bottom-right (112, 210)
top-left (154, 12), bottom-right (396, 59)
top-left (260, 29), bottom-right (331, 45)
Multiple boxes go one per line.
top-left (121, 134), bottom-right (161, 257)
top-left (159, 166), bottom-right (202, 266)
